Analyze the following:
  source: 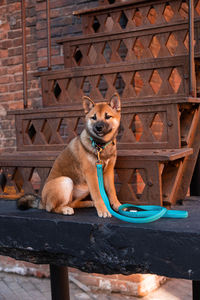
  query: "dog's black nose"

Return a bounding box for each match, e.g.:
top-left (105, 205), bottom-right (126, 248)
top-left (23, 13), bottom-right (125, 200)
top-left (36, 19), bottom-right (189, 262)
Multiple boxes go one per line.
top-left (95, 121), bottom-right (105, 132)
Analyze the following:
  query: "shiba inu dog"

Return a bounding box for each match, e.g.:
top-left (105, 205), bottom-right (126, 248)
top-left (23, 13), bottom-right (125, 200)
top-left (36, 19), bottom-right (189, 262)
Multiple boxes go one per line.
top-left (17, 93), bottom-right (121, 218)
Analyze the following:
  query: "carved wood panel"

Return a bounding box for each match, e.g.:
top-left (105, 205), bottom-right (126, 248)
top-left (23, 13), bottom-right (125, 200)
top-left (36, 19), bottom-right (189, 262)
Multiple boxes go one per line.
top-left (14, 103), bottom-right (199, 151)
top-left (80, 0), bottom-right (200, 35)
top-left (62, 26), bottom-right (195, 68)
top-left (0, 154), bottom-right (187, 206)
top-left (40, 59), bottom-right (188, 107)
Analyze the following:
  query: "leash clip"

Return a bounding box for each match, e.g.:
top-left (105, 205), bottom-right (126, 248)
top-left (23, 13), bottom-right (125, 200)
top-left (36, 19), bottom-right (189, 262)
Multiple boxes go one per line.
top-left (96, 148), bottom-right (103, 164)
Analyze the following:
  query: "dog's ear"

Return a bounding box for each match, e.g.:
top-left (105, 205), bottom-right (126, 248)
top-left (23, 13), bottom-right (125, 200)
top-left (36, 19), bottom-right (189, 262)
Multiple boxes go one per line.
top-left (82, 96), bottom-right (95, 114)
top-left (109, 93), bottom-right (121, 112)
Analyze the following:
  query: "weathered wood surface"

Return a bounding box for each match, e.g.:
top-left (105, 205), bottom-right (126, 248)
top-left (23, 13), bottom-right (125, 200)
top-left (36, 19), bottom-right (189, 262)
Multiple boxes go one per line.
top-left (0, 197), bottom-right (200, 280)
top-left (7, 101), bottom-right (199, 152)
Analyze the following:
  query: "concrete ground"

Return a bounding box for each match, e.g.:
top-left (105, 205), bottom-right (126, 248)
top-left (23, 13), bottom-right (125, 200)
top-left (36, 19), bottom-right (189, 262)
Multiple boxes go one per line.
top-left (0, 271), bottom-right (192, 300)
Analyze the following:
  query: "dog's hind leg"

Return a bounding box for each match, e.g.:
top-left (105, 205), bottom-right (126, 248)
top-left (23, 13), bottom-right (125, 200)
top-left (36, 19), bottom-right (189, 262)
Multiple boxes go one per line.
top-left (42, 176), bottom-right (75, 215)
top-left (70, 199), bottom-right (94, 208)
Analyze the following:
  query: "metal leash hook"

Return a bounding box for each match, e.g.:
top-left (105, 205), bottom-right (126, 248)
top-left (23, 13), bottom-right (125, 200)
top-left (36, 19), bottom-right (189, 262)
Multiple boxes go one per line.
top-left (96, 147), bottom-right (103, 164)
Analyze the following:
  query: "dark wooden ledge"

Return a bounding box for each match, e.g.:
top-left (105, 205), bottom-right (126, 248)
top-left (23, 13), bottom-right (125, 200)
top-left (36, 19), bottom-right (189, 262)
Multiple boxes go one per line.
top-left (1, 197), bottom-right (200, 280)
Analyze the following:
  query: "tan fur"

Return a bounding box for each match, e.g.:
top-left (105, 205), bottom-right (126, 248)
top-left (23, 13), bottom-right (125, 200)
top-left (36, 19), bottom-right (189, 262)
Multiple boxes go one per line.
top-left (18, 93), bottom-right (121, 218)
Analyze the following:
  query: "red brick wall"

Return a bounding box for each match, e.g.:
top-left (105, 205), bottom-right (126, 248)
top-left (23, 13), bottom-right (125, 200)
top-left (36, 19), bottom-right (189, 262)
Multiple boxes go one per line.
top-left (0, 0), bottom-right (94, 151)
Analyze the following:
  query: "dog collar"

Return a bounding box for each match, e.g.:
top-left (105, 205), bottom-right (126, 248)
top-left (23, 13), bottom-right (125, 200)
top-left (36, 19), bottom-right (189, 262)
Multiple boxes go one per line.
top-left (89, 137), bottom-right (114, 163)
top-left (89, 136), bottom-right (113, 151)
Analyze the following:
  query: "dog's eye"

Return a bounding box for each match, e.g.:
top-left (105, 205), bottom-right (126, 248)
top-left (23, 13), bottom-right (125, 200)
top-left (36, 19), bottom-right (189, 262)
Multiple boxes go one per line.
top-left (105, 113), bottom-right (112, 120)
top-left (91, 114), bottom-right (97, 120)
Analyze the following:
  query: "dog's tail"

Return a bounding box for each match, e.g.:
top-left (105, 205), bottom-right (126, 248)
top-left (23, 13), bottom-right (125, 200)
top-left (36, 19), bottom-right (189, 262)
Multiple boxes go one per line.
top-left (17, 194), bottom-right (41, 210)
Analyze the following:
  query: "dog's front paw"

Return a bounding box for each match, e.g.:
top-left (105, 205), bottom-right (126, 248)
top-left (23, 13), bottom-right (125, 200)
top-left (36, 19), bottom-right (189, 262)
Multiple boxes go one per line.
top-left (97, 208), bottom-right (112, 218)
top-left (111, 199), bottom-right (121, 211)
top-left (62, 206), bottom-right (74, 215)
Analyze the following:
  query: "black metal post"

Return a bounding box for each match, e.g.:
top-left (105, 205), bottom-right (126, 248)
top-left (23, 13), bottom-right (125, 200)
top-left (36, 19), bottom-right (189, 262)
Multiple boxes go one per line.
top-left (193, 281), bottom-right (200, 300)
top-left (190, 152), bottom-right (200, 196)
top-left (50, 265), bottom-right (70, 300)
top-left (191, 150), bottom-right (200, 300)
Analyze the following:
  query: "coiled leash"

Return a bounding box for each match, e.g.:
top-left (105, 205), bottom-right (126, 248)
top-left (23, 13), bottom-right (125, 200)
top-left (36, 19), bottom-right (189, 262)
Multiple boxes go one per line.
top-left (94, 143), bottom-right (188, 223)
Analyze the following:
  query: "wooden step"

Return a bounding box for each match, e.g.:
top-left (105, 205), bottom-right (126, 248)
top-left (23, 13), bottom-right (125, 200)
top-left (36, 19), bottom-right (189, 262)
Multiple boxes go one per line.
top-left (35, 58), bottom-right (200, 108)
top-left (8, 103), bottom-right (200, 151)
top-left (57, 20), bottom-right (200, 69)
top-left (0, 148), bottom-right (192, 165)
top-left (0, 148), bottom-right (192, 205)
top-left (73, 0), bottom-right (200, 36)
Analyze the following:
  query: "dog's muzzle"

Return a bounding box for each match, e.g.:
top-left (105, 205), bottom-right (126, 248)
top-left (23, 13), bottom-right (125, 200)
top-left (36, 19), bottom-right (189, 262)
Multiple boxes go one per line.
top-left (93, 121), bottom-right (107, 135)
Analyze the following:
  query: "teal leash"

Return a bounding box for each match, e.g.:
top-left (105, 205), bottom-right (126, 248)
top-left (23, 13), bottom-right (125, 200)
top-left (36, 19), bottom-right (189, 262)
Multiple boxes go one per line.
top-left (96, 162), bottom-right (188, 223)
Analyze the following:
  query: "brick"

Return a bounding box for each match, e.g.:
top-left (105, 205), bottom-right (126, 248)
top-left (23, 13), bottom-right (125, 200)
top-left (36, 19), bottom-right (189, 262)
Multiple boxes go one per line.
top-left (37, 58), bottom-right (47, 68)
top-left (11, 37), bottom-right (23, 47)
top-left (0, 76), bottom-right (14, 84)
top-left (14, 74), bottom-right (23, 82)
top-left (9, 83), bottom-right (23, 92)
top-left (35, 20), bottom-right (46, 30)
top-left (7, 2), bottom-right (21, 12)
top-left (0, 86), bottom-right (9, 93)
top-left (0, 49), bottom-right (8, 58)
top-left (36, 28), bottom-right (47, 39)
top-left (9, 20), bottom-right (21, 30)
top-left (26, 7), bottom-right (37, 18)
top-left (0, 32), bottom-right (8, 40)
top-left (37, 47), bottom-right (47, 57)
top-left (0, 40), bottom-right (13, 49)
top-left (35, 1), bottom-right (46, 11)
top-left (8, 47), bottom-right (22, 57)
top-left (0, 22), bottom-right (10, 32)
top-left (7, 65), bottom-right (22, 74)
top-left (37, 10), bottom-right (47, 21)
top-left (2, 56), bottom-right (22, 66)
top-left (26, 16), bottom-right (37, 27)
top-left (9, 102), bottom-right (24, 110)
top-left (0, 68), bottom-right (7, 76)
top-left (8, 29), bottom-right (21, 39)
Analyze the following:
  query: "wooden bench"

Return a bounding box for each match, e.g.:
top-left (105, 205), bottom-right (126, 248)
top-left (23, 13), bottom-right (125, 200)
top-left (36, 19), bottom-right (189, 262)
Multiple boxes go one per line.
top-left (0, 196), bottom-right (200, 299)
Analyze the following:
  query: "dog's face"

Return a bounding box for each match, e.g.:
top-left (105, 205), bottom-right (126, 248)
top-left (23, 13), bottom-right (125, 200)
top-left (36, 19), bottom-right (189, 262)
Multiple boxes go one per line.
top-left (82, 93), bottom-right (121, 143)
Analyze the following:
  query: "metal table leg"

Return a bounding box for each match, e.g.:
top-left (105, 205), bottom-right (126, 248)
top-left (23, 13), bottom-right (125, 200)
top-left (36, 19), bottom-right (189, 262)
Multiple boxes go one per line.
top-left (50, 265), bottom-right (70, 300)
top-left (193, 281), bottom-right (200, 300)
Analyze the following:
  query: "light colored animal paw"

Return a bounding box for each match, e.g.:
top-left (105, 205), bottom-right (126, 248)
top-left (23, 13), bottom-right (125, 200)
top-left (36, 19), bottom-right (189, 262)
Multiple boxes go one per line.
top-left (112, 201), bottom-right (121, 211)
top-left (62, 207), bottom-right (74, 215)
top-left (97, 210), bottom-right (112, 218)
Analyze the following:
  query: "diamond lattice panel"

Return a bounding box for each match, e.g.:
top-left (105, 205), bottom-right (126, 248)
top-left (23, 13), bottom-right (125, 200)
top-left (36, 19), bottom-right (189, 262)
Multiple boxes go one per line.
top-left (30, 168), bottom-right (42, 194)
top-left (12, 168), bottom-right (24, 193)
top-left (149, 70), bottom-right (162, 94)
top-left (166, 33), bottom-right (178, 56)
top-left (88, 45), bottom-right (97, 64)
top-left (118, 40), bottom-right (128, 61)
top-left (130, 115), bottom-right (143, 142)
top-left (150, 113), bottom-right (164, 141)
top-left (133, 38), bottom-right (144, 59)
top-left (149, 35), bottom-right (161, 58)
top-left (147, 7), bottom-right (157, 24)
top-left (132, 8), bottom-right (142, 27)
top-left (169, 68), bottom-right (182, 93)
top-left (82, 0), bottom-right (191, 34)
top-left (133, 72), bottom-right (144, 95)
top-left (129, 169), bottom-right (146, 200)
top-left (179, 1), bottom-right (189, 19)
top-left (103, 42), bottom-right (112, 63)
top-left (163, 4), bottom-right (174, 22)
top-left (196, 0), bottom-right (200, 15)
